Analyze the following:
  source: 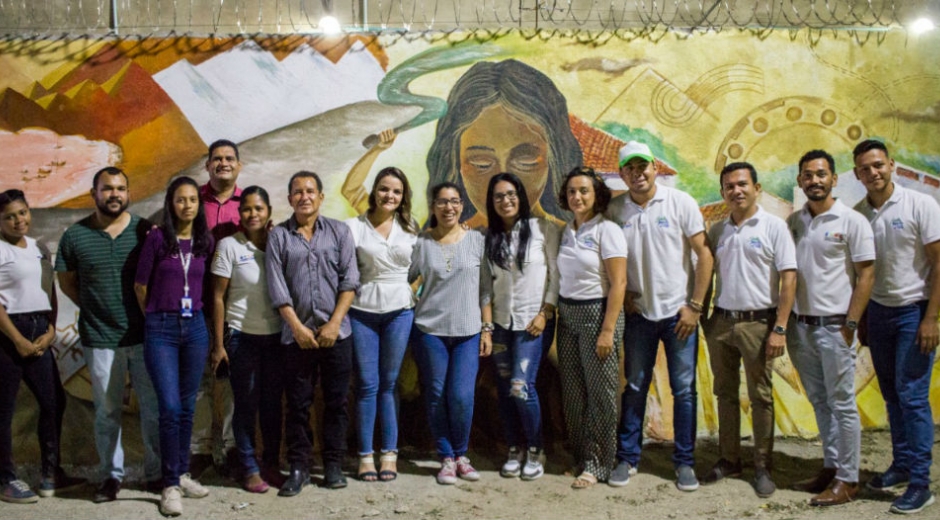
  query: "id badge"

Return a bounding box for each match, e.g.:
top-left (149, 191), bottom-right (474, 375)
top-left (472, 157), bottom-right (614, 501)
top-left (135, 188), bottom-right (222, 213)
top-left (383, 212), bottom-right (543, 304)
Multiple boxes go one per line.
top-left (180, 297), bottom-right (194, 318)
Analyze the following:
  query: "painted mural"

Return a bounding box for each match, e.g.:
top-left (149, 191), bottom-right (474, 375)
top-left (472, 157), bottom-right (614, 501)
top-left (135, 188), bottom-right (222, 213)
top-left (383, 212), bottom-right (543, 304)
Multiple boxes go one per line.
top-left (2, 29), bottom-right (939, 443)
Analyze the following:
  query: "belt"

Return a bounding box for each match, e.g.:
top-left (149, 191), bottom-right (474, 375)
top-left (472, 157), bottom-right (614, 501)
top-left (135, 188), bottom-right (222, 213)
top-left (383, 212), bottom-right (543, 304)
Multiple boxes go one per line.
top-left (793, 313), bottom-right (846, 327)
top-left (713, 307), bottom-right (775, 322)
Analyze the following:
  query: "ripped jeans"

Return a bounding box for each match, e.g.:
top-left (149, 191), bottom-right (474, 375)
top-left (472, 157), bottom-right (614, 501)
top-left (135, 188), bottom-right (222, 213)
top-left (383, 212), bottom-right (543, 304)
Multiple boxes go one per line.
top-left (492, 323), bottom-right (552, 450)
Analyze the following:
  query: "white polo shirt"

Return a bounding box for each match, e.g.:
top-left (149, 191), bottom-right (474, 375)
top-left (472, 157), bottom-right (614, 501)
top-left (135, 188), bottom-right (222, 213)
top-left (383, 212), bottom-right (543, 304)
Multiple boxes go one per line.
top-left (345, 213), bottom-right (417, 313)
top-left (557, 214), bottom-right (627, 301)
top-left (606, 185), bottom-right (705, 321)
top-left (481, 218), bottom-right (561, 330)
top-left (0, 237), bottom-right (53, 314)
top-left (787, 199), bottom-right (876, 317)
top-left (709, 206), bottom-right (797, 311)
top-left (211, 232), bottom-right (282, 335)
top-left (854, 183), bottom-right (940, 308)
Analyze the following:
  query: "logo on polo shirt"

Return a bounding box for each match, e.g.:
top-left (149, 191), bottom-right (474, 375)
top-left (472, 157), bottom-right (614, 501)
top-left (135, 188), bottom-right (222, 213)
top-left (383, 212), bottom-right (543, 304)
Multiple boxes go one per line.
top-left (891, 218), bottom-right (904, 230)
top-left (656, 217), bottom-right (669, 229)
top-left (579, 236), bottom-right (599, 250)
top-left (824, 232), bottom-right (845, 243)
top-left (621, 222), bottom-right (634, 229)
top-left (237, 253), bottom-right (254, 264)
top-left (748, 237), bottom-right (762, 249)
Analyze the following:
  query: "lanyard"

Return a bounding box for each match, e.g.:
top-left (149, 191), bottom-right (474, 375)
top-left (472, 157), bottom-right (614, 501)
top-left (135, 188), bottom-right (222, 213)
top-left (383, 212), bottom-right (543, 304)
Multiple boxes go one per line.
top-left (178, 238), bottom-right (192, 298)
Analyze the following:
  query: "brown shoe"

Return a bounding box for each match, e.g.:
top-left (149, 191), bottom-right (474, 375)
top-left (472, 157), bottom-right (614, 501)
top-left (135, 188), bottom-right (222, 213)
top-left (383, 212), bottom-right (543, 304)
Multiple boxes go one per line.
top-left (810, 479), bottom-right (858, 506)
top-left (793, 467), bottom-right (836, 493)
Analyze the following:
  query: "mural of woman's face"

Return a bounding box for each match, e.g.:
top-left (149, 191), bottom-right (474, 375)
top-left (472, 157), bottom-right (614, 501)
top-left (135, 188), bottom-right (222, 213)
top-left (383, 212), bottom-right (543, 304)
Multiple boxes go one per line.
top-left (459, 104), bottom-right (548, 219)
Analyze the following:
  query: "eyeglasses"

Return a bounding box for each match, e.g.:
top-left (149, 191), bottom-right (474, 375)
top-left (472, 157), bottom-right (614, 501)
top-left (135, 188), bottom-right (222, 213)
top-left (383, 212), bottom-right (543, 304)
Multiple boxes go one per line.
top-left (433, 198), bottom-right (463, 208)
top-left (493, 190), bottom-right (518, 203)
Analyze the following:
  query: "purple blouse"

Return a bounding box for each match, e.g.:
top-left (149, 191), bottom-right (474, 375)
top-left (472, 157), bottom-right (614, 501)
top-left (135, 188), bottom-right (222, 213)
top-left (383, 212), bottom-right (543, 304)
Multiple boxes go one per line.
top-left (134, 228), bottom-right (211, 314)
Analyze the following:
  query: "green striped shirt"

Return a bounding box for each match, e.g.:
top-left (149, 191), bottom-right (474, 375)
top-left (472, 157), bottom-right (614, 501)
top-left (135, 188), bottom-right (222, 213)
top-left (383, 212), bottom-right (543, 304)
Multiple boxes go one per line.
top-left (55, 214), bottom-right (150, 348)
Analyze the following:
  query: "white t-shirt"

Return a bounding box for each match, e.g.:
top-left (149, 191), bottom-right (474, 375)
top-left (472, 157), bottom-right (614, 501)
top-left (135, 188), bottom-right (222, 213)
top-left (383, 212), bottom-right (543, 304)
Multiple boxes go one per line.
top-left (557, 214), bottom-right (627, 300)
top-left (0, 236), bottom-right (53, 314)
top-left (787, 199), bottom-right (876, 317)
top-left (211, 232), bottom-right (281, 335)
top-left (854, 183), bottom-right (940, 307)
top-left (345, 214), bottom-right (417, 313)
top-left (606, 185), bottom-right (706, 320)
top-left (709, 206), bottom-right (797, 311)
top-left (481, 218), bottom-right (561, 330)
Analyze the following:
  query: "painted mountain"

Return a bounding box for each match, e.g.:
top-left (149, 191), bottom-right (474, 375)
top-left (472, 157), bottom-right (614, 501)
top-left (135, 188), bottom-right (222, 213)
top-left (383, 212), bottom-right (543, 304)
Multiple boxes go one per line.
top-left (0, 36), bottom-right (388, 207)
top-left (153, 39), bottom-right (386, 146)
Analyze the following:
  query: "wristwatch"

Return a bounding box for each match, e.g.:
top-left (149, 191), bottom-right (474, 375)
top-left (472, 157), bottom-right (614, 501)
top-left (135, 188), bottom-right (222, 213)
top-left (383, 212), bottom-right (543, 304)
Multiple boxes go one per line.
top-left (772, 325), bottom-right (786, 335)
top-left (845, 320), bottom-right (858, 331)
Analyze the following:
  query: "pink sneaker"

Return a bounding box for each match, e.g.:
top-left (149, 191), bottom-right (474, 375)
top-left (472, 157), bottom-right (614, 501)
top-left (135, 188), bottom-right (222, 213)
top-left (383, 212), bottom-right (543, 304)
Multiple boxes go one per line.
top-left (437, 458), bottom-right (457, 485)
top-left (456, 456), bottom-right (480, 481)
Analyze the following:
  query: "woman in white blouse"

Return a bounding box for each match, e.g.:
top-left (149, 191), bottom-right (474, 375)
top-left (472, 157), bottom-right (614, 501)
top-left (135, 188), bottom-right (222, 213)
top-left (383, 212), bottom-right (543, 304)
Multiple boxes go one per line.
top-left (0, 189), bottom-right (82, 503)
top-left (481, 173), bottom-right (559, 481)
top-left (555, 167), bottom-right (627, 489)
top-left (345, 167), bottom-right (418, 482)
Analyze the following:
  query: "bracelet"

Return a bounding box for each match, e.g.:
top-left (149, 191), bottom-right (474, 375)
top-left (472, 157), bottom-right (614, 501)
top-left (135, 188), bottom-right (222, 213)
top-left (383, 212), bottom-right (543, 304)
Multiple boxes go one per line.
top-left (687, 299), bottom-right (704, 313)
top-left (481, 322), bottom-right (495, 333)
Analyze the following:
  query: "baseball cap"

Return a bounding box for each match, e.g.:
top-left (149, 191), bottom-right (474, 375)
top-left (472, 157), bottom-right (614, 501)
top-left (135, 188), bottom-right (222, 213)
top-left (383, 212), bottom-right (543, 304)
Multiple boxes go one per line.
top-left (618, 141), bottom-right (655, 168)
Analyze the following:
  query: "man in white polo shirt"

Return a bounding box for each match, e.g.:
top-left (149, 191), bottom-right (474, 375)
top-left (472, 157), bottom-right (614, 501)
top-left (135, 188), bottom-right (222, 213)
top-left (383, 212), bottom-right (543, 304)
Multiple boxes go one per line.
top-left (852, 139), bottom-right (940, 515)
top-left (786, 149), bottom-right (875, 507)
top-left (605, 141), bottom-right (714, 491)
top-left (702, 162), bottom-right (796, 498)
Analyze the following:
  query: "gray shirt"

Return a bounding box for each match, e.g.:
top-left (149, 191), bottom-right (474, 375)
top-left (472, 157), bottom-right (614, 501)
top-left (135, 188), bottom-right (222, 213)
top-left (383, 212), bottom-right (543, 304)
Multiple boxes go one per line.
top-left (266, 215), bottom-right (361, 345)
top-left (408, 229), bottom-right (485, 337)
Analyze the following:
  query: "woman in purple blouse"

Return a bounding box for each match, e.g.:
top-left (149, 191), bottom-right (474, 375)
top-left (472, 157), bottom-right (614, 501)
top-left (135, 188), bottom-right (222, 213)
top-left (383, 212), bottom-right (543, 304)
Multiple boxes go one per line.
top-left (134, 176), bottom-right (213, 517)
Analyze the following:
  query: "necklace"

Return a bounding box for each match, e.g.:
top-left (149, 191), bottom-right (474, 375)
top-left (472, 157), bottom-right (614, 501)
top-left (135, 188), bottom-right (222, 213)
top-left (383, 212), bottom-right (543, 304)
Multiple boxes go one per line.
top-left (440, 242), bottom-right (456, 272)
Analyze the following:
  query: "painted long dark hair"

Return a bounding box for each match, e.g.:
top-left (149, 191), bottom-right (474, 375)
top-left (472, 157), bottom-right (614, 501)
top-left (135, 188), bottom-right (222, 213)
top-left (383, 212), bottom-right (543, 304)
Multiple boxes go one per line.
top-left (161, 176), bottom-right (211, 257)
top-left (426, 59), bottom-right (582, 222)
top-left (368, 166), bottom-right (417, 234)
top-left (485, 173), bottom-right (532, 272)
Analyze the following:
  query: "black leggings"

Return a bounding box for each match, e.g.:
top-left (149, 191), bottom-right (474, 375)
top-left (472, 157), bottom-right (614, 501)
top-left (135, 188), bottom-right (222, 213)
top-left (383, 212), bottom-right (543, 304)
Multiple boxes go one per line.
top-left (0, 313), bottom-right (65, 483)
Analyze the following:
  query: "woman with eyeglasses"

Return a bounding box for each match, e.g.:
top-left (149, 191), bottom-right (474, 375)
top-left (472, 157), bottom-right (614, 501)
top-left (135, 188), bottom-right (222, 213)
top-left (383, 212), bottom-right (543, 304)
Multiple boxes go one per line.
top-left (481, 173), bottom-right (560, 481)
top-left (134, 176), bottom-right (213, 516)
top-left (0, 189), bottom-right (84, 504)
top-left (408, 182), bottom-right (489, 485)
top-left (345, 167), bottom-right (418, 482)
top-left (555, 167), bottom-right (627, 489)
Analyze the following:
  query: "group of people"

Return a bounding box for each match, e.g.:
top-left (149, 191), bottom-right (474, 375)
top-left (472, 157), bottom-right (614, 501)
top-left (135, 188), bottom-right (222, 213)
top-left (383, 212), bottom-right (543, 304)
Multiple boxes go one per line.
top-left (0, 136), bottom-right (936, 516)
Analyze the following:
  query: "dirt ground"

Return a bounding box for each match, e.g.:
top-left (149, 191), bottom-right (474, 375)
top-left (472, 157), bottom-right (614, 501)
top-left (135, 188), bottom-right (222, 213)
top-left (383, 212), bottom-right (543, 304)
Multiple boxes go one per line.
top-left (3, 392), bottom-right (939, 520)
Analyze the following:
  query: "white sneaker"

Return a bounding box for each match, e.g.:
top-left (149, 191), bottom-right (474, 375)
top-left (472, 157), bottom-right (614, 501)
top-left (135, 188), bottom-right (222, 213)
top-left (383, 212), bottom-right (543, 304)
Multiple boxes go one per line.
top-left (160, 486), bottom-right (182, 516)
top-left (179, 473), bottom-right (209, 498)
top-left (456, 456), bottom-right (480, 481)
top-left (500, 447), bottom-right (523, 478)
top-left (521, 447), bottom-right (545, 481)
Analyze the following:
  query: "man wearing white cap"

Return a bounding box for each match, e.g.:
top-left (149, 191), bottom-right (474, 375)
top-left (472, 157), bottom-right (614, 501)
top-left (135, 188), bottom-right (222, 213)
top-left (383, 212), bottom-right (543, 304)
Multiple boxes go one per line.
top-left (605, 141), bottom-right (713, 491)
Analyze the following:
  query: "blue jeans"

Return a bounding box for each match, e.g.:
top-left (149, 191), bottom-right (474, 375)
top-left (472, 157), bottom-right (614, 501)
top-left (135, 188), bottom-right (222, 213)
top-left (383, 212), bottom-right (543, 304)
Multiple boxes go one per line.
top-left (226, 330), bottom-right (283, 478)
top-left (412, 327), bottom-right (480, 459)
top-left (84, 344), bottom-right (161, 482)
top-left (618, 312), bottom-right (698, 468)
top-left (350, 308), bottom-right (413, 456)
top-left (143, 311), bottom-right (210, 487)
top-left (492, 323), bottom-right (553, 449)
top-left (867, 300), bottom-right (936, 488)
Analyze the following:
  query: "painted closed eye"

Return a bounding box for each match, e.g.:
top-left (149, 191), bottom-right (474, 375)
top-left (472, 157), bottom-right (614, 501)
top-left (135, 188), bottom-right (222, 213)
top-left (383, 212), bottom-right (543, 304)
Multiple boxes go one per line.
top-left (466, 154), bottom-right (498, 174)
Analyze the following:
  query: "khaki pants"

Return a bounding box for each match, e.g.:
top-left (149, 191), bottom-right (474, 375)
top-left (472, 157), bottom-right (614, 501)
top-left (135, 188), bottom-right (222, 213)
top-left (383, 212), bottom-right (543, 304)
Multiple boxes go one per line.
top-left (704, 313), bottom-right (775, 469)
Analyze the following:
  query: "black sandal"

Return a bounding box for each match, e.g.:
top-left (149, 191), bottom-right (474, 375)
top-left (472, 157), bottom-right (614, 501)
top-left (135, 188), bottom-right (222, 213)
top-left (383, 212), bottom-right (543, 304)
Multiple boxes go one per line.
top-left (379, 452), bottom-right (398, 482)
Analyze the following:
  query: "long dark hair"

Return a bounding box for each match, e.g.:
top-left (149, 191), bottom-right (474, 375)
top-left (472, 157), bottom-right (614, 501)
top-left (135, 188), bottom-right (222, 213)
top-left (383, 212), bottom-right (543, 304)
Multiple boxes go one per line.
top-left (426, 59), bottom-right (582, 222)
top-left (161, 176), bottom-right (211, 257)
top-left (485, 173), bottom-right (531, 272)
top-left (368, 167), bottom-right (417, 234)
top-left (427, 182), bottom-right (463, 229)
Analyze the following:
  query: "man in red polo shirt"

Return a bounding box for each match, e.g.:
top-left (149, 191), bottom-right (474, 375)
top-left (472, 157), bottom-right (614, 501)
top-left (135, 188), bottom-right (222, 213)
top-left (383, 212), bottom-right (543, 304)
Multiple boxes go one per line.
top-left (190, 139), bottom-right (243, 478)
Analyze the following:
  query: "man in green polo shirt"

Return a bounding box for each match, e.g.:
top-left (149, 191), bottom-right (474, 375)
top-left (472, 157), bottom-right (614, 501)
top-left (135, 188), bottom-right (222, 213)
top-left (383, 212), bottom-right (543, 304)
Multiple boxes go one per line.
top-left (55, 167), bottom-right (159, 502)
